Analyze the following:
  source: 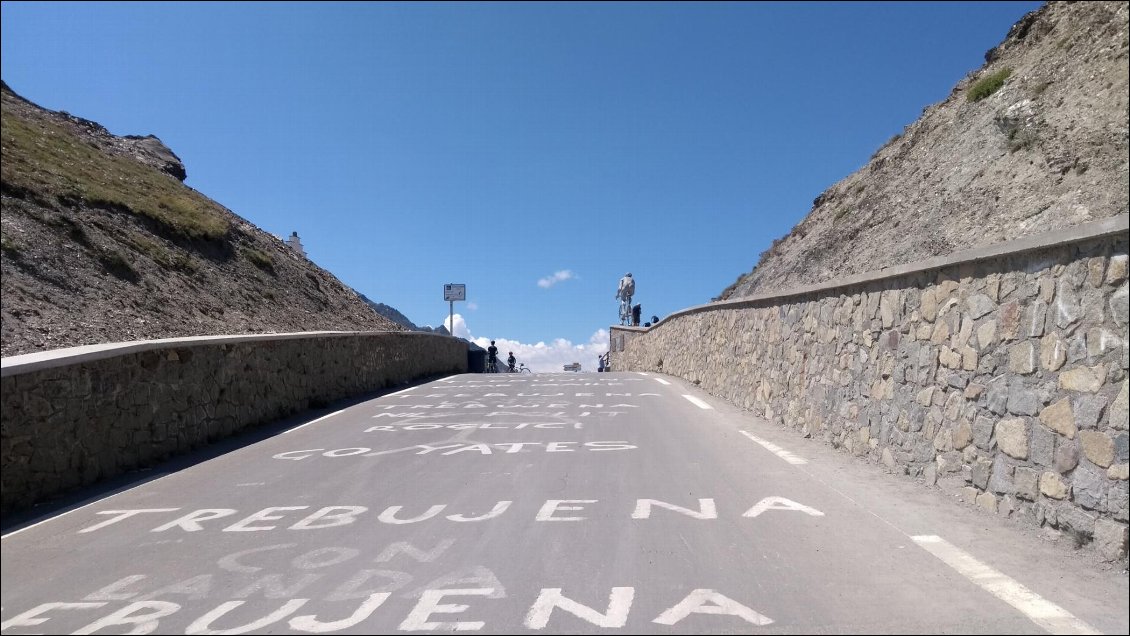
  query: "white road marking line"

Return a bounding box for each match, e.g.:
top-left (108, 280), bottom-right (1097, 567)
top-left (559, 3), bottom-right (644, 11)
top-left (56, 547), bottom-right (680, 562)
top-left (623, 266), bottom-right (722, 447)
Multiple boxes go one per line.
top-left (654, 378), bottom-right (671, 385)
top-left (1, 472), bottom-right (180, 540)
top-left (682, 395), bottom-right (713, 409)
top-left (638, 372), bottom-right (650, 376)
top-left (911, 536), bottom-right (1102, 635)
top-left (739, 430), bottom-right (808, 465)
top-left (387, 386), bottom-right (417, 396)
top-left (283, 407), bottom-right (348, 435)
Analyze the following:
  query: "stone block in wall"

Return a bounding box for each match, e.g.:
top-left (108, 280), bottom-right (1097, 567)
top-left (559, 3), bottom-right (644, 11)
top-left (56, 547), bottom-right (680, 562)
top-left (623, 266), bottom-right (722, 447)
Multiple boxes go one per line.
top-left (1059, 365), bottom-right (1106, 393)
top-left (1067, 335), bottom-right (1088, 365)
top-left (972, 457), bottom-right (993, 490)
top-left (1058, 506), bottom-right (1097, 537)
top-left (976, 320), bottom-right (997, 351)
top-left (1040, 333), bottom-right (1068, 371)
top-left (1087, 257), bottom-right (1108, 288)
top-left (1086, 328), bottom-right (1121, 358)
top-left (967, 294), bottom-right (995, 320)
top-left (1015, 467), bottom-right (1039, 501)
top-left (977, 491), bottom-right (998, 513)
top-left (1028, 300), bottom-right (1048, 338)
top-left (1041, 471), bottom-right (1069, 499)
top-left (1054, 286), bottom-right (1083, 330)
top-left (1110, 283), bottom-right (1128, 327)
top-left (1039, 398), bottom-right (1077, 439)
top-left (1108, 255), bottom-right (1129, 284)
top-left (1009, 342), bottom-right (1038, 375)
top-left (1111, 381), bottom-right (1129, 430)
top-left (1031, 420), bottom-right (1056, 467)
top-left (1094, 519), bottom-right (1128, 562)
top-left (996, 418), bottom-right (1029, 459)
top-left (999, 301), bottom-right (1021, 341)
top-left (989, 454), bottom-right (1014, 495)
top-left (1109, 479), bottom-right (1130, 522)
top-left (1079, 431), bottom-right (1116, 468)
top-left (1055, 441), bottom-right (1080, 473)
top-left (1007, 382), bottom-right (1040, 416)
top-left (1072, 462), bottom-right (1108, 511)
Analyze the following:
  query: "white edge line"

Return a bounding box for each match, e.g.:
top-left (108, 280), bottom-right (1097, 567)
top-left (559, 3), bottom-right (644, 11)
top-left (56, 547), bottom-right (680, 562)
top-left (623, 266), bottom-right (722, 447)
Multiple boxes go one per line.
top-left (682, 394), bottom-right (714, 409)
top-left (2, 471), bottom-right (181, 540)
top-left (283, 407), bottom-right (348, 435)
top-left (654, 377), bottom-right (671, 385)
top-left (387, 386), bottom-right (417, 396)
top-left (5, 405), bottom-right (351, 538)
top-left (739, 430), bottom-right (808, 465)
top-left (911, 535), bottom-right (1102, 635)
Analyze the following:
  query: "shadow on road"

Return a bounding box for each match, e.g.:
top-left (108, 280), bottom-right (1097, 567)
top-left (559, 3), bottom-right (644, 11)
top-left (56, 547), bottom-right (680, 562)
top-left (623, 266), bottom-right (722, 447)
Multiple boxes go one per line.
top-left (0, 373), bottom-right (453, 535)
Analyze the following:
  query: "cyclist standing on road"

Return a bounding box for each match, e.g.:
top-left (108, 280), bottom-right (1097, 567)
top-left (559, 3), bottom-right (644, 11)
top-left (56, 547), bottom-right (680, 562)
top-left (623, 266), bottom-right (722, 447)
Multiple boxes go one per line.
top-left (507, 351), bottom-right (516, 372)
top-left (487, 340), bottom-right (499, 372)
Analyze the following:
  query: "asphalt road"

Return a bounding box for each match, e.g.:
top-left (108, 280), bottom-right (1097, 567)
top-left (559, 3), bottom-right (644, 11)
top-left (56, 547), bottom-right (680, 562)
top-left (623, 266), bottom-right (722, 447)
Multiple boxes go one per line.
top-left (2, 372), bottom-right (1127, 634)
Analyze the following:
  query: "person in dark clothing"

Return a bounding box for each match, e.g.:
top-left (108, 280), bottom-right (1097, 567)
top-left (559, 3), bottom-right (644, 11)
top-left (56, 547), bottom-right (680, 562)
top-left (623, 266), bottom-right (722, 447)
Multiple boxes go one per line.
top-left (632, 304), bottom-right (641, 326)
top-left (487, 340), bottom-right (498, 372)
top-left (507, 351), bottom-right (516, 372)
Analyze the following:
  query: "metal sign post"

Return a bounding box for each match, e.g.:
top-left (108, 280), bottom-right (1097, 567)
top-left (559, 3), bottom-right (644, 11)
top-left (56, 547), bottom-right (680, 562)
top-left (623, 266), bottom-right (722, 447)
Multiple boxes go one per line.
top-left (443, 283), bottom-right (466, 336)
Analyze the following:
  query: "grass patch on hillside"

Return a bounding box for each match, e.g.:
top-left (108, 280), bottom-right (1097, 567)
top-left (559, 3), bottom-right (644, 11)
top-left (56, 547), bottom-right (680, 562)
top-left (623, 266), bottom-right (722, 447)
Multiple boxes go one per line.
top-left (967, 68), bottom-right (1012, 102)
top-left (1, 232), bottom-right (21, 256)
top-left (0, 107), bottom-right (229, 241)
top-left (241, 247), bottom-right (275, 273)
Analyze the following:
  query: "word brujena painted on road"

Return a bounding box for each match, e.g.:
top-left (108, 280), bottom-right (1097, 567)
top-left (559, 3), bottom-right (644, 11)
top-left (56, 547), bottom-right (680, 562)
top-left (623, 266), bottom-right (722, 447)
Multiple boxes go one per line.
top-left (1, 587), bottom-right (773, 633)
top-left (272, 442), bottom-right (637, 459)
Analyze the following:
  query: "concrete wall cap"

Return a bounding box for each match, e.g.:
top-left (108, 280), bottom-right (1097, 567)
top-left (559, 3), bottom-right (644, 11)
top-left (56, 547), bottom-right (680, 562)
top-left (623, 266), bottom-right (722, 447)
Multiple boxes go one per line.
top-left (1, 330), bottom-right (461, 377)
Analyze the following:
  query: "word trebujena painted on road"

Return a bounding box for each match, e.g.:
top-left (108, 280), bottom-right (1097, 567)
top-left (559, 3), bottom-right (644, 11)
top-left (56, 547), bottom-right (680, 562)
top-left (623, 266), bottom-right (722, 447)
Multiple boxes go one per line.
top-left (76, 497), bottom-right (825, 534)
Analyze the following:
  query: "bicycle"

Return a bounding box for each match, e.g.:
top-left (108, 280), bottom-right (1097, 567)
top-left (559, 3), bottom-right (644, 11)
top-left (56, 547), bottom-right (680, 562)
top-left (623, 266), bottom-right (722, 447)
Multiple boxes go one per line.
top-left (618, 297), bottom-right (632, 326)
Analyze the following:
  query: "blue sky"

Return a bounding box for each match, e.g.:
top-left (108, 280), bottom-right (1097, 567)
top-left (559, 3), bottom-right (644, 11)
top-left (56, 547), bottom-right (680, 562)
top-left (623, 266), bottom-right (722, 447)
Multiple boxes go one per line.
top-left (1, 1), bottom-right (1042, 371)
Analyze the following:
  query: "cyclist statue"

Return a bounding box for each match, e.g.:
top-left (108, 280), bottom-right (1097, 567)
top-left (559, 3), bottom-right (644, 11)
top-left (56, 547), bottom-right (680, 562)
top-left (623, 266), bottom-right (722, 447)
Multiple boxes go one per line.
top-left (507, 351), bottom-right (516, 373)
top-left (616, 272), bottom-right (635, 325)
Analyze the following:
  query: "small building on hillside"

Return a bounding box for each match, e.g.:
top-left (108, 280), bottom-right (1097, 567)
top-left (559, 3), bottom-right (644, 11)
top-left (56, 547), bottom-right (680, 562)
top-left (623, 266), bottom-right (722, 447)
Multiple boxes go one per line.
top-left (286, 231), bottom-right (306, 257)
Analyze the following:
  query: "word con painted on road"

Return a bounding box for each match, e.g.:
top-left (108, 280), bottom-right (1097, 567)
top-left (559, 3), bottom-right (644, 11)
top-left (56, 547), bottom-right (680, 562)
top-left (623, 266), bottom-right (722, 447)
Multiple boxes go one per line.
top-left (273, 442), bottom-right (637, 459)
top-left (75, 497), bottom-right (824, 534)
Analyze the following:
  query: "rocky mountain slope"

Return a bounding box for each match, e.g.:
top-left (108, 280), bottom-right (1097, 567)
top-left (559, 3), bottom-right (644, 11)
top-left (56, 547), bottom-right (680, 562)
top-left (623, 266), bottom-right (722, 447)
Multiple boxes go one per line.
top-left (1, 81), bottom-right (403, 357)
top-left (719, 1), bottom-right (1128, 300)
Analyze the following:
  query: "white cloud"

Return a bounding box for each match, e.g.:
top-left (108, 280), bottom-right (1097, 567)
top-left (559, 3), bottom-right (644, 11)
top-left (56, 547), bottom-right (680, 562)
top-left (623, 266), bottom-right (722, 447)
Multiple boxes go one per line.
top-left (441, 313), bottom-right (609, 373)
top-left (443, 313), bottom-right (473, 339)
top-left (466, 301), bottom-right (479, 311)
top-left (536, 269), bottom-right (575, 289)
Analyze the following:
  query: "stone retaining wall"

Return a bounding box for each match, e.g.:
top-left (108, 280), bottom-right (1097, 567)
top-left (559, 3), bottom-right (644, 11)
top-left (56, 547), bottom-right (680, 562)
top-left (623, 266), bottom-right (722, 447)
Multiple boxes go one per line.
top-left (1, 331), bottom-right (467, 513)
top-left (613, 216), bottom-right (1129, 561)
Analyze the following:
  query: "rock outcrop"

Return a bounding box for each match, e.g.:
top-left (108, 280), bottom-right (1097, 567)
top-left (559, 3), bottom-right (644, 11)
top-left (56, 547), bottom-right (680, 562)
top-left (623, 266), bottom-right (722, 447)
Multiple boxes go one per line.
top-left (1, 81), bottom-right (404, 357)
top-left (720, 1), bottom-right (1128, 300)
